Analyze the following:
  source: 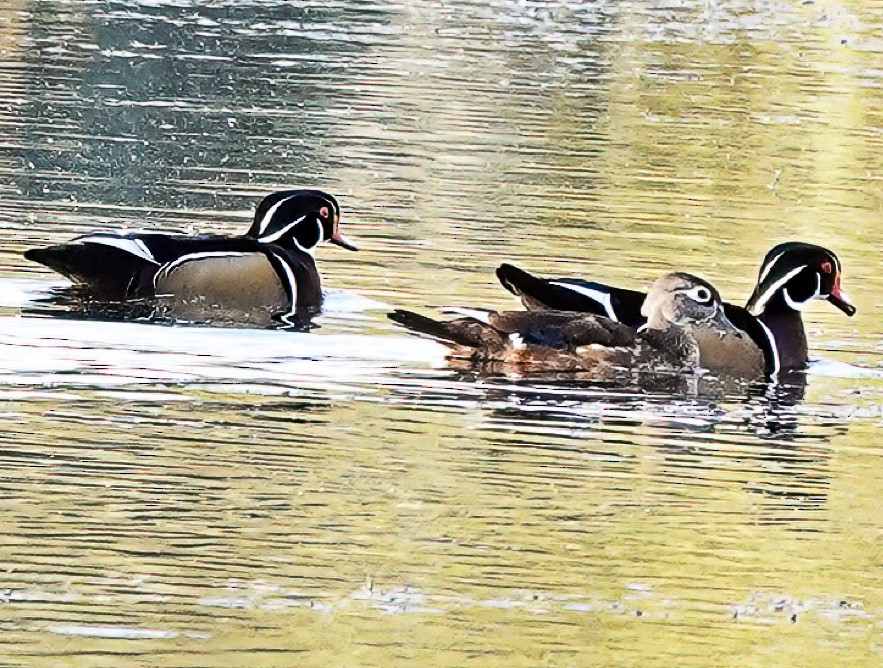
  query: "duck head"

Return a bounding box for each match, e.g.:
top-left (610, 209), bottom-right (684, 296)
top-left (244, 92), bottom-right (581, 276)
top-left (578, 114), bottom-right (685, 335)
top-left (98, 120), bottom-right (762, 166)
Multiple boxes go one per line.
top-left (246, 189), bottom-right (357, 253)
top-left (641, 272), bottom-right (740, 334)
top-left (745, 242), bottom-right (855, 317)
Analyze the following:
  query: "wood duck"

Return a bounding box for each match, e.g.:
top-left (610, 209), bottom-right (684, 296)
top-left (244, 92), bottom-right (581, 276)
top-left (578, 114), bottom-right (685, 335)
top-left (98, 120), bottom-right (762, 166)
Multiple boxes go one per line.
top-left (24, 189), bottom-right (357, 327)
top-left (389, 272), bottom-right (765, 378)
top-left (495, 242), bottom-right (855, 376)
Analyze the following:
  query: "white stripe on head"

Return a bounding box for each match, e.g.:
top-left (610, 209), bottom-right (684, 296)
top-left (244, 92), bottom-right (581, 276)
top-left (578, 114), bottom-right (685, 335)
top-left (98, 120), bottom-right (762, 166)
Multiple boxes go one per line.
top-left (549, 282), bottom-right (617, 321)
top-left (265, 248), bottom-right (298, 325)
top-left (259, 214), bottom-right (309, 246)
top-left (749, 264), bottom-right (807, 316)
top-left (78, 235), bottom-right (159, 265)
top-left (153, 251), bottom-right (251, 290)
top-left (757, 250), bottom-right (786, 284)
top-left (257, 194), bottom-right (298, 235)
top-left (782, 272), bottom-right (820, 311)
top-left (755, 318), bottom-right (780, 376)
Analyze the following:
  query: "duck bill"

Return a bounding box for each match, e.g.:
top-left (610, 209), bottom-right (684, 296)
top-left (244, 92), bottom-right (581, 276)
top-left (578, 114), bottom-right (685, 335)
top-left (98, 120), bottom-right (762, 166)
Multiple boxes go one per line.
top-left (330, 231), bottom-right (358, 251)
top-left (827, 285), bottom-right (856, 316)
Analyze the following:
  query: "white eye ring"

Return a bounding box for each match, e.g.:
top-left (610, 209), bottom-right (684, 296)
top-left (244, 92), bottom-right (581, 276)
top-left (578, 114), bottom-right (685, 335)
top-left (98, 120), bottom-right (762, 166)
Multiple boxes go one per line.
top-left (684, 285), bottom-right (713, 304)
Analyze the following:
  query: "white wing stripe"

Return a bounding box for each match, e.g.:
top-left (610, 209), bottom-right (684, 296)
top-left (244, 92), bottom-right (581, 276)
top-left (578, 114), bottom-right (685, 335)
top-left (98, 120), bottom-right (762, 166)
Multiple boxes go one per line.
top-left (439, 307), bottom-right (492, 323)
top-left (77, 236), bottom-right (159, 265)
top-left (549, 282), bottom-right (617, 321)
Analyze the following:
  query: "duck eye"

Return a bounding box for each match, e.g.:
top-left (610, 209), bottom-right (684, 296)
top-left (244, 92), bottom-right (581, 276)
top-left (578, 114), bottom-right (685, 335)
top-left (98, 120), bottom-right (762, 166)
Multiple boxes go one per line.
top-left (821, 261), bottom-right (832, 274)
top-left (685, 286), bottom-right (713, 304)
top-left (319, 206), bottom-right (330, 219)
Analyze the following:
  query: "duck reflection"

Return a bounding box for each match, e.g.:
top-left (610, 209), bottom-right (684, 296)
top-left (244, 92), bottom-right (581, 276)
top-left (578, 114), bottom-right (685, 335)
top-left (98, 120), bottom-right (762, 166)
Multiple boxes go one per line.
top-left (384, 367), bottom-right (841, 527)
top-left (24, 287), bottom-right (319, 331)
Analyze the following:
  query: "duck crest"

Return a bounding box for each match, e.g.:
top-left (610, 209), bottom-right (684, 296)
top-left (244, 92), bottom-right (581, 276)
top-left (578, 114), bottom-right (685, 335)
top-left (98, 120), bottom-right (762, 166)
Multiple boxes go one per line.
top-left (247, 189), bottom-right (343, 253)
top-left (744, 242), bottom-right (855, 370)
top-left (746, 242), bottom-right (854, 317)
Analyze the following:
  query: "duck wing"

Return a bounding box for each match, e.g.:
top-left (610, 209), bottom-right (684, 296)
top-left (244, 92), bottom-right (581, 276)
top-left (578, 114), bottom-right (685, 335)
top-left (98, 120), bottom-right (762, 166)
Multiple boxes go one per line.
top-left (496, 263), bottom-right (647, 326)
top-left (24, 233), bottom-right (263, 300)
top-left (388, 310), bottom-right (509, 351)
top-left (487, 310), bottom-right (638, 348)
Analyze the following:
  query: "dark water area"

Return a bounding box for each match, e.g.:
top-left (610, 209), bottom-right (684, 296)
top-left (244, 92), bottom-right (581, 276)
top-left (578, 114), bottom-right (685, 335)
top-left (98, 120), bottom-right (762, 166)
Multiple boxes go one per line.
top-left (0, 1), bottom-right (880, 665)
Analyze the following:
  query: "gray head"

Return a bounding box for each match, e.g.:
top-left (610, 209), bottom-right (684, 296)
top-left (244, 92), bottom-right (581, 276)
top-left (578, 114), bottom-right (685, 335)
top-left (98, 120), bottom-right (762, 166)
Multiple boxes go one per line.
top-left (641, 272), bottom-right (739, 334)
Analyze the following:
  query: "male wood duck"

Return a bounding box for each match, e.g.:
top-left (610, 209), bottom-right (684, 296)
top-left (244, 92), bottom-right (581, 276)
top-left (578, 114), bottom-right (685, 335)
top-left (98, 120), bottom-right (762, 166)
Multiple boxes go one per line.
top-left (389, 272), bottom-right (765, 378)
top-left (495, 242), bottom-right (856, 376)
top-left (24, 189), bottom-right (357, 327)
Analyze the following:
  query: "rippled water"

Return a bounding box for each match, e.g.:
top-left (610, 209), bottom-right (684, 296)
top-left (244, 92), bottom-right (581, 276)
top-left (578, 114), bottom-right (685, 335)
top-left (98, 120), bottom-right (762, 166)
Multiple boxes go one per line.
top-left (0, 1), bottom-right (881, 665)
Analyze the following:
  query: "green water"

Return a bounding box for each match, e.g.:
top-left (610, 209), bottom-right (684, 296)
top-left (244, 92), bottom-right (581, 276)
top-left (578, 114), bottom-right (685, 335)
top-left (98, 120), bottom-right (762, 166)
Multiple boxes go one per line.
top-left (0, 1), bottom-right (880, 665)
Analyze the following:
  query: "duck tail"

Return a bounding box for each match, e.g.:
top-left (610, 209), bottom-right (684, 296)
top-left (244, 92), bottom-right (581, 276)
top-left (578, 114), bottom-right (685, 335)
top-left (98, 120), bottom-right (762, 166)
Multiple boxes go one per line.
top-left (388, 309), bottom-right (465, 344)
top-left (388, 309), bottom-right (505, 350)
top-left (496, 263), bottom-right (567, 311)
top-left (496, 263), bottom-right (539, 297)
top-left (24, 245), bottom-right (69, 273)
top-left (24, 243), bottom-right (152, 300)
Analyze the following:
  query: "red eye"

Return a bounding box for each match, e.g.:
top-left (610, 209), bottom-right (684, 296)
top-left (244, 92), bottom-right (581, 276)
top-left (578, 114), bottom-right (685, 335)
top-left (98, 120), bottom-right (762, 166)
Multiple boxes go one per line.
top-left (821, 261), bottom-right (832, 274)
top-left (319, 206), bottom-right (330, 219)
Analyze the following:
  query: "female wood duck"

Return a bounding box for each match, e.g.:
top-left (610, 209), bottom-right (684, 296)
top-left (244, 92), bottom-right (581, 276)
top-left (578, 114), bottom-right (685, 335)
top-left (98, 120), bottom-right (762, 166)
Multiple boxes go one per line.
top-left (389, 272), bottom-right (765, 378)
top-left (495, 242), bottom-right (855, 376)
top-left (24, 189), bottom-right (357, 327)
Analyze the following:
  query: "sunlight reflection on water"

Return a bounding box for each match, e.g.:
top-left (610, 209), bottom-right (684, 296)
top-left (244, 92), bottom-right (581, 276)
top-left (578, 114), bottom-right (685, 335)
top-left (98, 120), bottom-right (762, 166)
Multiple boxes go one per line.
top-left (0, 0), bottom-right (881, 666)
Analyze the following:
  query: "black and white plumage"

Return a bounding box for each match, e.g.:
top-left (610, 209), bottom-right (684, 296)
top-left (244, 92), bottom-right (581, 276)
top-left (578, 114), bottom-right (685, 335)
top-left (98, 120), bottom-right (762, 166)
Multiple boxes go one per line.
top-left (24, 189), bottom-right (356, 327)
top-left (496, 242), bottom-right (856, 376)
top-left (390, 272), bottom-right (763, 378)
top-left (743, 242), bottom-right (855, 373)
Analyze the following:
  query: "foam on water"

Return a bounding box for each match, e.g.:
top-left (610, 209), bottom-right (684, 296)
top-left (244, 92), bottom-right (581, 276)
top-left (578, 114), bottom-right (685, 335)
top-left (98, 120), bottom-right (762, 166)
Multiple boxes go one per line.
top-left (0, 278), bottom-right (65, 308)
top-left (808, 358), bottom-right (883, 380)
top-left (0, 314), bottom-right (449, 388)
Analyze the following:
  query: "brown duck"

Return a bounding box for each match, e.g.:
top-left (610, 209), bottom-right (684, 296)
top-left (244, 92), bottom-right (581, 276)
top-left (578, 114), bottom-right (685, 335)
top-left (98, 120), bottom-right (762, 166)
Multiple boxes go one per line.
top-left (389, 272), bottom-right (765, 378)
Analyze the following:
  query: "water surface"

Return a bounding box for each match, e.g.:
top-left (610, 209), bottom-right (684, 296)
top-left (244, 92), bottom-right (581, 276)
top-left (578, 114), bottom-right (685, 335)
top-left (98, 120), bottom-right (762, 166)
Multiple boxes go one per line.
top-left (0, 1), bottom-right (881, 666)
